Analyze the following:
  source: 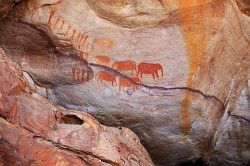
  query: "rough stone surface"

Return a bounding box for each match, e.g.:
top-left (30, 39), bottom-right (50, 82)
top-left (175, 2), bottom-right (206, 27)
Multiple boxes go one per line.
top-left (0, 0), bottom-right (249, 165)
top-left (0, 49), bottom-right (154, 165)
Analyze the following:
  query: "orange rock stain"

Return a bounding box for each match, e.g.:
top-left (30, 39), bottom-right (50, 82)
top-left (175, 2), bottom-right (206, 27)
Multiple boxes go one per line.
top-left (178, 0), bottom-right (207, 135)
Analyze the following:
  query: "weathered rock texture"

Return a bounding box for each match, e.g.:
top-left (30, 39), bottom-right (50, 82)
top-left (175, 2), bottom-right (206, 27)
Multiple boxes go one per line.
top-left (0, 19), bottom-right (94, 88)
top-left (0, 49), bottom-right (154, 165)
top-left (0, 0), bottom-right (249, 165)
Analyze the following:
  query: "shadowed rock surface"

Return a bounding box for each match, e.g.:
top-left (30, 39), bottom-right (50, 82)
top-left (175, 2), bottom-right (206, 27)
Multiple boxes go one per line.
top-left (0, 20), bottom-right (94, 88)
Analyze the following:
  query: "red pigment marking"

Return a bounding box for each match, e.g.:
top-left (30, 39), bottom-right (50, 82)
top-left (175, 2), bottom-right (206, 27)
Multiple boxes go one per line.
top-left (60, 20), bottom-right (65, 30)
top-left (119, 76), bottom-right (141, 91)
top-left (73, 32), bottom-right (79, 45)
top-left (86, 42), bottom-right (90, 51)
top-left (76, 34), bottom-right (81, 46)
top-left (76, 33), bottom-right (81, 42)
top-left (53, 16), bottom-right (61, 29)
top-left (80, 51), bottom-right (88, 59)
top-left (95, 55), bottom-right (110, 66)
top-left (70, 29), bottom-right (76, 40)
top-left (65, 25), bottom-right (71, 36)
top-left (81, 35), bottom-right (88, 50)
top-left (112, 60), bottom-right (137, 76)
top-left (137, 62), bottom-right (163, 79)
top-left (97, 71), bottom-right (117, 86)
top-left (78, 35), bottom-right (84, 49)
top-left (47, 10), bottom-right (56, 26)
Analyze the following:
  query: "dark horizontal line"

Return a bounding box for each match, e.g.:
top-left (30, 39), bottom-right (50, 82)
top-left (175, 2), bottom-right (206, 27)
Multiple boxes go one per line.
top-left (89, 62), bottom-right (225, 110)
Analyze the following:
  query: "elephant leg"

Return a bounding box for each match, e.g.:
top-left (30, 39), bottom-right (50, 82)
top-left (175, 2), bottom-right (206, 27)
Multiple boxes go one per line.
top-left (156, 71), bottom-right (159, 77)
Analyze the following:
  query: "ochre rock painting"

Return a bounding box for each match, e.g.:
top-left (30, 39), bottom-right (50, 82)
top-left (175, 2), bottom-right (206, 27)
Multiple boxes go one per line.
top-left (97, 70), bottom-right (117, 86)
top-left (137, 62), bottom-right (163, 79)
top-left (0, 19), bottom-right (94, 87)
top-left (4, 0), bottom-right (249, 165)
top-left (112, 60), bottom-right (137, 76)
top-left (0, 49), bottom-right (154, 165)
top-left (46, 8), bottom-right (168, 93)
top-left (119, 76), bottom-right (142, 91)
top-left (78, 51), bottom-right (88, 59)
top-left (94, 58), bottom-right (165, 91)
top-left (47, 9), bottom-right (89, 51)
top-left (95, 55), bottom-right (111, 66)
top-left (72, 67), bottom-right (89, 81)
top-left (92, 37), bottom-right (116, 50)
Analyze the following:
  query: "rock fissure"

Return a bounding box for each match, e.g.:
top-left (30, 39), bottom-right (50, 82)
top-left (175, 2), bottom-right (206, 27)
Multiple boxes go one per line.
top-left (0, 0), bottom-right (249, 165)
top-left (90, 62), bottom-right (225, 109)
top-left (20, 126), bottom-right (119, 165)
top-left (32, 135), bottom-right (120, 166)
top-left (228, 111), bottom-right (250, 123)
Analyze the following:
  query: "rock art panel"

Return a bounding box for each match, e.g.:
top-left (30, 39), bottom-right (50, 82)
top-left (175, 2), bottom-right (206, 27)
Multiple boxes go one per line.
top-left (137, 62), bottom-right (164, 79)
top-left (119, 76), bottom-right (141, 91)
top-left (112, 60), bottom-right (137, 76)
top-left (0, 20), bottom-right (94, 87)
top-left (97, 70), bottom-right (117, 86)
top-left (96, 55), bottom-right (111, 66)
top-left (1, 0), bottom-right (249, 165)
top-left (0, 49), bottom-right (154, 165)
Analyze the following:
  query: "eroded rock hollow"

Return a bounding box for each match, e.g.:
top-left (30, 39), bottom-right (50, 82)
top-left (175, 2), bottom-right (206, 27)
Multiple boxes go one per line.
top-left (0, 0), bottom-right (249, 165)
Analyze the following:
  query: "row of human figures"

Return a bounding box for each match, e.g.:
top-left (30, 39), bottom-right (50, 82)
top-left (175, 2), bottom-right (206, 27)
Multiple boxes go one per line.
top-left (47, 9), bottom-right (89, 50)
top-left (74, 54), bottom-right (164, 91)
top-left (47, 9), bottom-right (164, 91)
top-left (47, 9), bottom-right (164, 80)
top-left (71, 52), bottom-right (164, 92)
top-left (95, 55), bottom-right (164, 79)
top-left (47, 9), bottom-right (117, 54)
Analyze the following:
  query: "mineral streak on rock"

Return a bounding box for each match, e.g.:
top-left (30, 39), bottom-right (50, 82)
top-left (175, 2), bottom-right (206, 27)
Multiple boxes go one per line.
top-left (177, 0), bottom-right (220, 135)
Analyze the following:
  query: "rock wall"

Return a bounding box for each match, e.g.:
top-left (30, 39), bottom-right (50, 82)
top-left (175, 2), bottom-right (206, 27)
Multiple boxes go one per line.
top-left (0, 0), bottom-right (249, 165)
top-left (0, 48), bottom-right (154, 165)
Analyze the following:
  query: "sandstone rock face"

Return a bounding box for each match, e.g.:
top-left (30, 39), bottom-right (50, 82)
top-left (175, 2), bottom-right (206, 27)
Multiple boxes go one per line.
top-left (0, 0), bottom-right (249, 165)
top-left (0, 20), bottom-right (94, 88)
top-left (0, 49), bottom-right (154, 165)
